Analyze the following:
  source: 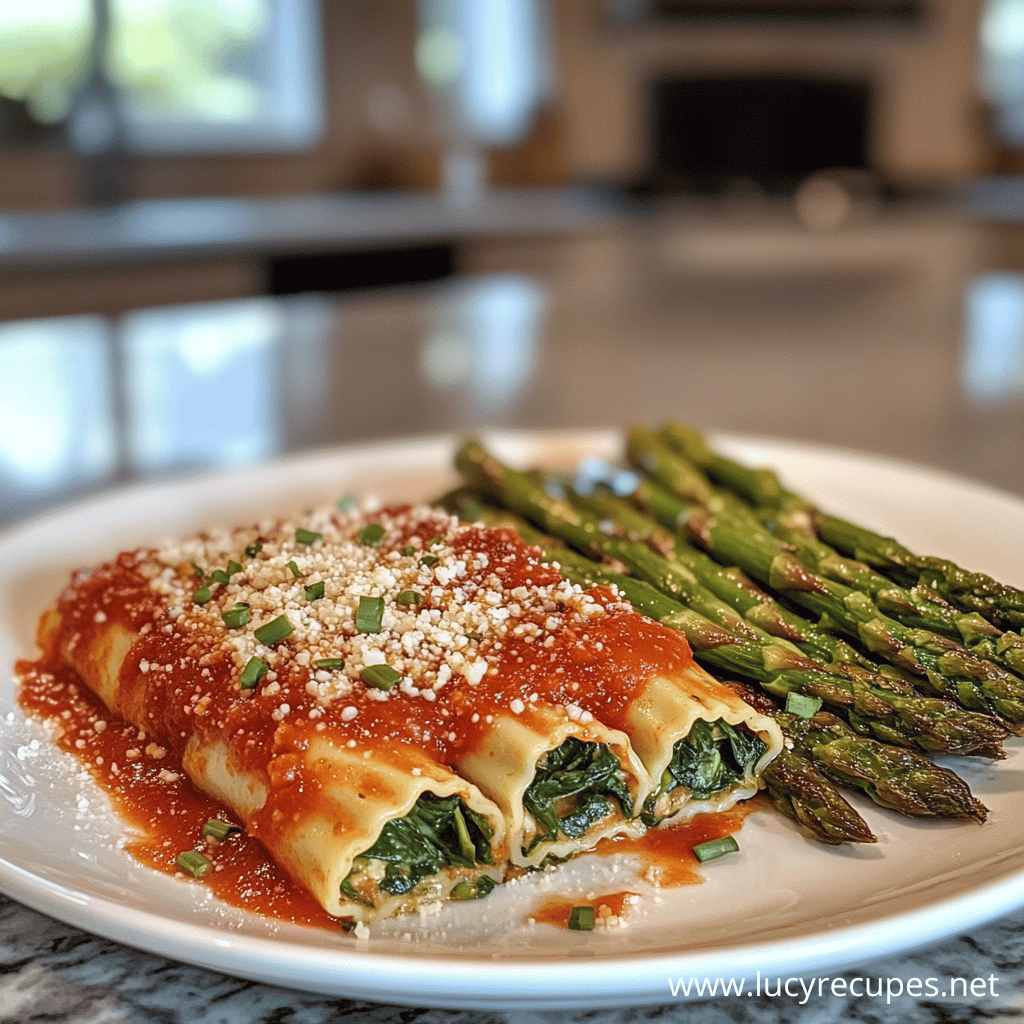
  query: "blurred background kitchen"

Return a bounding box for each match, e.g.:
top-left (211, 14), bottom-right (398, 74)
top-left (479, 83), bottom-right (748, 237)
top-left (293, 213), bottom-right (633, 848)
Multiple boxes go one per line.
top-left (3, 0), bottom-right (1024, 525)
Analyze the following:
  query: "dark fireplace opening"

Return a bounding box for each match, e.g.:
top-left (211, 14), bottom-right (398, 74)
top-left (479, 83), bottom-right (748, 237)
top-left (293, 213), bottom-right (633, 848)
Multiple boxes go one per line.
top-left (636, 75), bottom-right (871, 195)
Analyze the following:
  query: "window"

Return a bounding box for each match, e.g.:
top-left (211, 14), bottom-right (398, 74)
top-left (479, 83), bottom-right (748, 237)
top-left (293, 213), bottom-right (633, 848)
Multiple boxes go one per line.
top-left (416, 0), bottom-right (552, 146)
top-left (0, 0), bottom-right (93, 132)
top-left (0, 0), bottom-right (324, 154)
top-left (981, 0), bottom-right (1024, 146)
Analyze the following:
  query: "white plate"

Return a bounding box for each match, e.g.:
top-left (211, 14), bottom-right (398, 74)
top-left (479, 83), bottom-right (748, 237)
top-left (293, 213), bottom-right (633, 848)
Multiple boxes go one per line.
top-left (1, 430), bottom-right (1023, 1011)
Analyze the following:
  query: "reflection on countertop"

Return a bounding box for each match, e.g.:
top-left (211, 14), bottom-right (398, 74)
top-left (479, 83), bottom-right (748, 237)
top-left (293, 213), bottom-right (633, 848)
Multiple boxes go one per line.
top-left (4, 208), bottom-right (1024, 527)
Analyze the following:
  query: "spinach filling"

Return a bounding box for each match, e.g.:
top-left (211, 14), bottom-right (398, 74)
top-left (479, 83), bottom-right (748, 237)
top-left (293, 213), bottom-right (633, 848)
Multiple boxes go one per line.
top-left (521, 737), bottom-right (633, 853)
top-left (341, 793), bottom-right (494, 905)
top-left (658, 718), bottom-right (767, 805)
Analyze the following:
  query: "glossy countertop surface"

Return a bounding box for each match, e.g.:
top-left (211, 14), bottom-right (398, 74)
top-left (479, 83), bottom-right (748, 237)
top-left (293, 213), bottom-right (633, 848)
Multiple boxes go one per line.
top-left (5, 203), bottom-right (1024, 527)
top-left (2, 202), bottom-right (1024, 1021)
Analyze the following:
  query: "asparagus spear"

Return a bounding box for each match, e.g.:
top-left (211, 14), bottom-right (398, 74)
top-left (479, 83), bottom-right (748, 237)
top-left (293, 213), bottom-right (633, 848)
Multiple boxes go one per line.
top-left (625, 430), bottom-right (1024, 730)
top-left (772, 517), bottom-right (1024, 677)
top-left (729, 679), bottom-right (981, 828)
top-left (624, 467), bottom-right (1024, 682)
top-left (688, 501), bottom-right (1024, 728)
top-left (813, 515), bottom-right (1024, 634)
top-left (454, 441), bottom-right (1008, 758)
top-left (626, 426), bottom-right (763, 529)
top-left (779, 711), bottom-right (987, 823)
top-left (659, 420), bottom-right (796, 512)
top-left (649, 425), bottom-right (1024, 676)
top-left (661, 420), bottom-right (1024, 633)
top-left (456, 444), bottom-right (767, 644)
top-left (574, 477), bottom-right (974, 733)
top-left (721, 681), bottom-right (875, 844)
top-left (770, 520), bottom-right (999, 637)
top-left (762, 749), bottom-right (877, 844)
top-left (572, 479), bottom-right (915, 684)
top-left (625, 426), bottom-right (718, 508)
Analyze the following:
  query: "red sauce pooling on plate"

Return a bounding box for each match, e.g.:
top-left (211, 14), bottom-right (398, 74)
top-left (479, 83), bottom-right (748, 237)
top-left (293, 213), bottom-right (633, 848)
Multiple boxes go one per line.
top-left (527, 803), bottom-right (759, 927)
top-left (16, 659), bottom-right (344, 929)
top-left (595, 802), bottom-right (759, 887)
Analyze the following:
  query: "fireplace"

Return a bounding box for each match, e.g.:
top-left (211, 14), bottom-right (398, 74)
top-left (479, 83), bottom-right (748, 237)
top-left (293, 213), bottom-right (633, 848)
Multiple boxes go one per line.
top-left (644, 75), bottom-right (871, 193)
top-left (556, 1), bottom-right (978, 188)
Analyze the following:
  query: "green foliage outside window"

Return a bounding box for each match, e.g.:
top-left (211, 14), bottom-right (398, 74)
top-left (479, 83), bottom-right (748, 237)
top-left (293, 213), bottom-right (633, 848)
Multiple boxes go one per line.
top-left (0, 0), bottom-right (269, 131)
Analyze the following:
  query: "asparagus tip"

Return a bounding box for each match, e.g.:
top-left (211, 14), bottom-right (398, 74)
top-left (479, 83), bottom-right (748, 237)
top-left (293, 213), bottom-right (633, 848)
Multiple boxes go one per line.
top-left (967, 798), bottom-right (989, 825)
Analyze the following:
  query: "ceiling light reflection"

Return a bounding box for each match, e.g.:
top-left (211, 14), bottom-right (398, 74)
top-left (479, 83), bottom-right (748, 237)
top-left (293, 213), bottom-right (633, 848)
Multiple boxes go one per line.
top-left (122, 298), bottom-right (284, 473)
top-left (420, 274), bottom-right (547, 419)
top-left (0, 316), bottom-right (116, 513)
top-left (962, 272), bottom-right (1024, 404)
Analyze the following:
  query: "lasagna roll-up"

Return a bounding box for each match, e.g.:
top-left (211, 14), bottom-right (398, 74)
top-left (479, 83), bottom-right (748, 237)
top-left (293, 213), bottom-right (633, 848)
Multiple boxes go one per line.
top-left (35, 607), bottom-right (507, 922)
top-left (454, 567), bottom-right (783, 831)
top-left (614, 666), bottom-right (782, 826)
top-left (455, 703), bottom-right (649, 868)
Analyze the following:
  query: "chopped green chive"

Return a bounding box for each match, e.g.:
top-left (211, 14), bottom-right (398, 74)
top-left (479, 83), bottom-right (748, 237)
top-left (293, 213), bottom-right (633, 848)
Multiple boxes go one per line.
top-left (428, 535), bottom-right (445, 547)
top-left (450, 880), bottom-right (475, 901)
top-left (286, 560), bottom-right (301, 578)
top-left (419, 554), bottom-right (439, 568)
top-left (176, 850), bottom-right (212, 878)
top-left (209, 569), bottom-right (230, 585)
top-left (295, 527), bottom-right (322, 545)
top-left (567, 905), bottom-right (595, 931)
top-left (221, 604), bottom-right (251, 629)
top-left (692, 836), bottom-right (739, 863)
top-left (193, 586), bottom-right (213, 604)
top-left (304, 580), bottom-right (325, 602)
top-left (244, 542), bottom-right (262, 558)
top-left (396, 590), bottom-right (424, 606)
top-left (191, 562), bottom-right (206, 578)
top-left (202, 819), bottom-right (240, 841)
top-left (450, 876), bottom-right (496, 901)
top-left (254, 614), bottom-right (294, 646)
top-left (401, 545), bottom-right (417, 557)
top-left (226, 559), bottom-right (242, 577)
top-left (785, 693), bottom-right (823, 719)
top-left (337, 494), bottom-right (356, 511)
top-left (313, 657), bottom-right (346, 670)
top-left (360, 664), bottom-right (401, 690)
top-left (359, 522), bottom-right (386, 546)
top-left (355, 596), bottom-right (385, 633)
top-left (240, 656), bottom-right (268, 689)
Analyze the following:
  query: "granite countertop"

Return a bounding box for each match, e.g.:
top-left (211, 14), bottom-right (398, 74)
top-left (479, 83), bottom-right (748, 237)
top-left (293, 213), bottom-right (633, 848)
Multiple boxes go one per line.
top-left (2, 892), bottom-right (1022, 1023)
